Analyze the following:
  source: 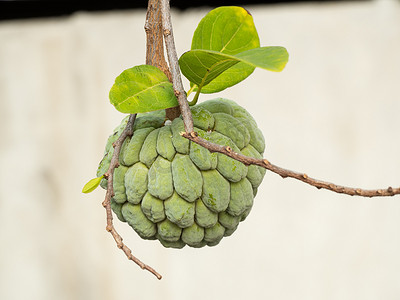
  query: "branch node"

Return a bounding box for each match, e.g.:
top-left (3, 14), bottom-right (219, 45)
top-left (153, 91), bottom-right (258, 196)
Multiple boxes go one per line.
top-left (387, 186), bottom-right (393, 193)
top-left (263, 159), bottom-right (270, 165)
top-left (225, 146), bottom-right (232, 153)
top-left (163, 29), bottom-right (171, 36)
top-left (190, 131), bottom-right (198, 138)
top-left (302, 173), bottom-right (308, 179)
top-left (356, 189), bottom-right (362, 195)
top-left (174, 89), bottom-right (180, 97)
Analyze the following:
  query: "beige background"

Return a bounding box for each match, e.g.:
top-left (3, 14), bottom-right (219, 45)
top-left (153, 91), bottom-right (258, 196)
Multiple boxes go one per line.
top-left (1, 0), bottom-right (400, 299)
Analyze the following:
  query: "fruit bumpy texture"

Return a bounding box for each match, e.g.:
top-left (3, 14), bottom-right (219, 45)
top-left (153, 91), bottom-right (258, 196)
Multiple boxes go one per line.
top-left (97, 98), bottom-right (266, 248)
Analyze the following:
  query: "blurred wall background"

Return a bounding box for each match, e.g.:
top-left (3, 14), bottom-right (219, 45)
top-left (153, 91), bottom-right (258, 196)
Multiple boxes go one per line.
top-left (1, 0), bottom-right (400, 299)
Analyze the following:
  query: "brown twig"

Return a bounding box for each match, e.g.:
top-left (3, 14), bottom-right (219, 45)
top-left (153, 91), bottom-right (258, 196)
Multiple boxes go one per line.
top-left (100, 0), bottom-right (398, 282)
top-left (102, 114), bottom-right (162, 279)
top-left (145, 0), bottom-right (180, 121)
top-left (159, 0), bottom-right (399, 199)
top-left (99, 0), bottom-right (167, 280)
top-left (181, 132), bottom-right (400, 197)
top-left (160, 0), bottom-right (194, 132)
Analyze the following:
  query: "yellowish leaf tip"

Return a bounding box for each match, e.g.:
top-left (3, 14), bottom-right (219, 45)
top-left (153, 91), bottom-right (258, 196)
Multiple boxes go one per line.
top-left (82, 175), bottom-right (104, 194)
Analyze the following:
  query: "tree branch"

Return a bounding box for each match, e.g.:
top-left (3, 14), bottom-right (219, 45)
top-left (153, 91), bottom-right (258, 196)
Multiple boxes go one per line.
top-left (159, 0), bottom-right (399, 199)
top-left (145, 0), bottom-right (180, 120)
top-left (100, 0), bottom-right (398, 282)
top-left (160, 0), bottom-right (194, 133)
top-left (181, 132), bottom-right (400, 197)
top-left (102, 114), bottom-right (162, 279)
top-left (100, 0), bottom-right (168, 280)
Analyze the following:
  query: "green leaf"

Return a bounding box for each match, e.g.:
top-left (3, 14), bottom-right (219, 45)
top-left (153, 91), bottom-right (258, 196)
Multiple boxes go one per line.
top-left (188, 6), bottom-right (261, 93)
top-left (109, 65), bottom-right (178, 114)
top-left (191, 6), bottom-right (260, 54)
top-left (82, 176), bottom-right (104, 194)
top-left (179, 47), bottom-right (289, 92)
top-left (195, 63), bottom-right (255, 94)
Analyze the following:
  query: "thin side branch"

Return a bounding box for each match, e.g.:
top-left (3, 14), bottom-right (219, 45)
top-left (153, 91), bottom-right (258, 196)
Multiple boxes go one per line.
top-left (159, 0), bottom-right (398, 199)
top-left (102, 114), bottom-right (162, 280)
top-left (181, 132), bottom-right (400, 197)
top-left (160, 0), bottom-right (194, 132)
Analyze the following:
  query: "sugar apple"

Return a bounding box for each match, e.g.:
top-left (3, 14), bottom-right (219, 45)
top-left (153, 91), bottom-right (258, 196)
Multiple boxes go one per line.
top-left (97, 98), bottom-right (266, 248)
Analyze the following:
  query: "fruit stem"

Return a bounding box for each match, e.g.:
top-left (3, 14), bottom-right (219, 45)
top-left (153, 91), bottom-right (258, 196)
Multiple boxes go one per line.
top-left (187, 85), bottom-right (196, 96)
top-left (188, 87), bottom-right (201, 106)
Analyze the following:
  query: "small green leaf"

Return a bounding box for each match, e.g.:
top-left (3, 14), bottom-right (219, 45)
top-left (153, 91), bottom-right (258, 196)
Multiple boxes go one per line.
top-left (188, 6), bottom-right (260, 93)
top-left (179, 47), bottom-right (289, 92)
top-left (109, 65), bottom-right (178, 114)
top-left (82, 175), bottom-right (104, 194)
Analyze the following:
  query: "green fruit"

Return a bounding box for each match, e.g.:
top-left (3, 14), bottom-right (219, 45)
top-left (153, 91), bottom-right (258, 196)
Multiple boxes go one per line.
top-left (97, 98), bottom-right (266, 248)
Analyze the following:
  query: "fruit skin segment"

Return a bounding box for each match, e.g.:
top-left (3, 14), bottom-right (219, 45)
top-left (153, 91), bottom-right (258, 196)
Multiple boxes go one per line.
top-left (201, 169), bottom-right (230, 213)
top-left (97, 98), bottom-right (266, 248)
top-left (172, 154), bottom-right (203, 202)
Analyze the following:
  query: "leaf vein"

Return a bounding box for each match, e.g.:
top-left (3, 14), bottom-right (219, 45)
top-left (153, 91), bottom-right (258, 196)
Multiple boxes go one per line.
top-left (219, 23), bottom-right (243, 53)
top-left (115, 81), bottom-right (170, 108)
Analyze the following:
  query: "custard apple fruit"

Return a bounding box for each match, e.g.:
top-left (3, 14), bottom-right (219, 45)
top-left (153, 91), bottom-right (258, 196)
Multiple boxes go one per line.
top-left (97, 98), bottom-right (266, 248)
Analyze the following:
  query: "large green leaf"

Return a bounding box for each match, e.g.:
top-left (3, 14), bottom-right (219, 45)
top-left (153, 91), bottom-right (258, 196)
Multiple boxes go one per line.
top-left (197, 63), bottom-right (255, 94)
top-left (191, 6), bottom-right (260, 54)
top-left (109, 65), bottom-right (178, 114)
top-left (179, 47), bottom-right (289, 92)
top-left (188, 6), bottom-right (260, 93)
